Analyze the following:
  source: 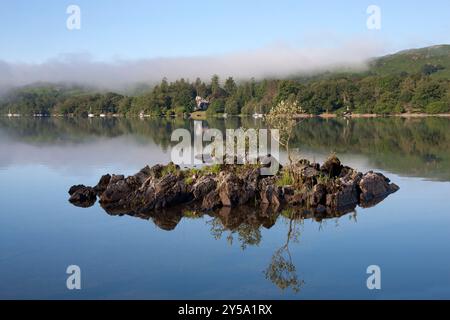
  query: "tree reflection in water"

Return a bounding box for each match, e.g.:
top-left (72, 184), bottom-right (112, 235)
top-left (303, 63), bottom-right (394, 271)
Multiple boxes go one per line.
top-left (264, 210), bottom-right (304, 293)
top-left (89, 198), bottom-right (360, 293)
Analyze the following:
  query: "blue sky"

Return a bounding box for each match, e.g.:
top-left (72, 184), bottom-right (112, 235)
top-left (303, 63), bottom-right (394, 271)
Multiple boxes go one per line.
top-left (1, 0), bottom-right (449, 63)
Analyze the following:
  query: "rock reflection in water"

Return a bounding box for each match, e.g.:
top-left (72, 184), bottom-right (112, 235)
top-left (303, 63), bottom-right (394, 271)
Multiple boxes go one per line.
top-left (68, 155), bottom-right (399, 293)
top-left (77, 197), bottom-right (370, 293)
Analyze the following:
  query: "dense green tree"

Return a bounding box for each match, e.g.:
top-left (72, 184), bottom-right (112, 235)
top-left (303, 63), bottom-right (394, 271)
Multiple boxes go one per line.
top-left (225, 97), bottom-right (241, 115)
top-left (194, 77), bottom-right (208, 97)
top-left (206, 99), bottom-right (225, 115)
top-left (210, 74), bottom-right (225, 99)
top-left (224, 77), bottom-right (237, 96)
top-left (421, 64), bottom-right (445, 76)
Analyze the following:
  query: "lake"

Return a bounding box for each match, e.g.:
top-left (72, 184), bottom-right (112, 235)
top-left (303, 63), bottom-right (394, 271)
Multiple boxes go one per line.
top-left (1, 116), bottom-right (450, 299)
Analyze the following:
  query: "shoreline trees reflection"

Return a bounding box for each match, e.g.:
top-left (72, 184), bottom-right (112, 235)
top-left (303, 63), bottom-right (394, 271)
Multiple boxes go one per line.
top-left (2, 116), bottom-right (450, 180)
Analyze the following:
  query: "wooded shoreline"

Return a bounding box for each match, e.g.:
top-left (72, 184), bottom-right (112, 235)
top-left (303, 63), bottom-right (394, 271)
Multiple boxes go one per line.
top-left (3, 112), bottom-right (450, 118)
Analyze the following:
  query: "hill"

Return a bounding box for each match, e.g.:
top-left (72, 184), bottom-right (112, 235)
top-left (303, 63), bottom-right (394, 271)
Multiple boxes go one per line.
top-left (369, 45), bottom-right (450, 78)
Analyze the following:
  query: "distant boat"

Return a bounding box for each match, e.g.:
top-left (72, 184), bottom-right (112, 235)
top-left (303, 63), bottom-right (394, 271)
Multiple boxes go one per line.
top-left (139, 111), bottom-right (145, 119)
top-left (7, 110), bottom-right (13, 117)
top-left (88, 107), bottom-right (95, 118)
top-left (99, 113), bottom-right (106, 117)
top-left (222, 113), bottom-right (228, 118)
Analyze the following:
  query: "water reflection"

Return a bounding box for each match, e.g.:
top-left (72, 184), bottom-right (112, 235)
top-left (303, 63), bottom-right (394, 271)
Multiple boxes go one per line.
top-left (3, 116), bottom-right (450, 299)
top-left (2, 115), bottom-right (440, 293)
top-left (87, 197), bottom-right (364, 293)
top-left (1, 116), bottom-right (450, 180)
top-left (265, 212), bottom-right (304, 293)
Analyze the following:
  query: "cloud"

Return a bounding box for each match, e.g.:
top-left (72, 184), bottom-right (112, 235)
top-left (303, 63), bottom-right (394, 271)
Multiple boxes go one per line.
top-left (0, 39), bottom-right (385, 91)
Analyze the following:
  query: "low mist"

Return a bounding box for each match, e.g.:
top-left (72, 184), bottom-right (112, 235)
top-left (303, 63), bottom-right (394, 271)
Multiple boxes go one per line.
top-left (0, 40), bottom-right (385, 92)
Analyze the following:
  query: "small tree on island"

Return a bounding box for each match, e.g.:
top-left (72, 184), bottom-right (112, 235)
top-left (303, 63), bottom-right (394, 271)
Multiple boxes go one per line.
top-left (265, 100), bottom-right (305, 166)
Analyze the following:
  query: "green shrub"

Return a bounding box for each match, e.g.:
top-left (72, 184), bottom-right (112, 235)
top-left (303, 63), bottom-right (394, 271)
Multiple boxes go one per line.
top-left (184, 176), bottom-right (195, 185)
top-left (393, 103), bottom-right (405, 114)
top-left (161, 162), bottom-right (179, 176)
top-left (425, 101), bottom-right (450, 114)
top-left (374, 103), bottom-right (393, 114)
top-left (203, 164), bottom-right (222, 175)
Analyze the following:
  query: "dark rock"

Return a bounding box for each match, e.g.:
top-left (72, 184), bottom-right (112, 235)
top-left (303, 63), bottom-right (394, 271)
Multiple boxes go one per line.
top-left (192, 175), bottom-right (217, 200)
top-left (310, 183), bottom-right (327, 206)
top-left (326, 180), bottom-right (359, 210)
top-left (339, 166), bottom-right (355, 179)
top-left (69, 157), bottom-right (399, 222)
top-left (68, 184), bottom-right (85, 196)
top-left (110, 174), bottom-right (125, 184)
top-left (218, 172), bottom-right (244, 207)
top-left (303, 166), bottom-right (320, 179)
top-left (290, 163), bottom-right (320, 188)
top-left (100, 177), bottom-right (133, 204)
top-left (135, 165), bottom-right (151, 182)
top-left (285, 192), bottom-right (307, 206)
top-left (241, 167), bottom-right (260, 203)
top-left (202, 190), bottom-right (222, 211)
top-left (68, 185), bottom-right (97, 208)
top-left (153, 173), bottom-right (191, 209)
top-left (321, 155), bottom-right (343, 177)
top-left (94, 174), bottom-right (111, 195)
top-left (258, 176), bottom-right (281, 206)
top-left (359, 171), bottom-right (397, 203)
top-left (389, 183), bottom-right (400, 193)
top-left (358, 172), bottom-right (400, 208)
top-left (282, 186), bottom-right (295, 196)
top-left (298, 159), bottom-right (310, 166)
top-left (148, 164), bottom-right (165, 179)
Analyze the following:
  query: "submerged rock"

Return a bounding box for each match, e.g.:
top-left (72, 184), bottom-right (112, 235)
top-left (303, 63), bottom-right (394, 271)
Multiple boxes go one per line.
top-left (69, 157), bottom-right (399, 218)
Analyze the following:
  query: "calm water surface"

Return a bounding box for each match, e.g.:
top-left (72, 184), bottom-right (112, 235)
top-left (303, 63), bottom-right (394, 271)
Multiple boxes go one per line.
top-left (1, 116), bottom-right (450, 299)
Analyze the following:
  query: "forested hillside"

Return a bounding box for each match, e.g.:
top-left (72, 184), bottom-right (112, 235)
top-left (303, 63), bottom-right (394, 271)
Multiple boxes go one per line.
top-left (1, 45), bottom-right (450, 116)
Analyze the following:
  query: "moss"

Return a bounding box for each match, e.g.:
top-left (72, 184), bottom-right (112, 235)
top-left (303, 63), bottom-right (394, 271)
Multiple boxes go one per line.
top-left (161, 162), bottom-right (179, 176)
top-left (184, 176), bottom-right (195, 185)
top-left (202, 164), bottom-right (222, 175)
